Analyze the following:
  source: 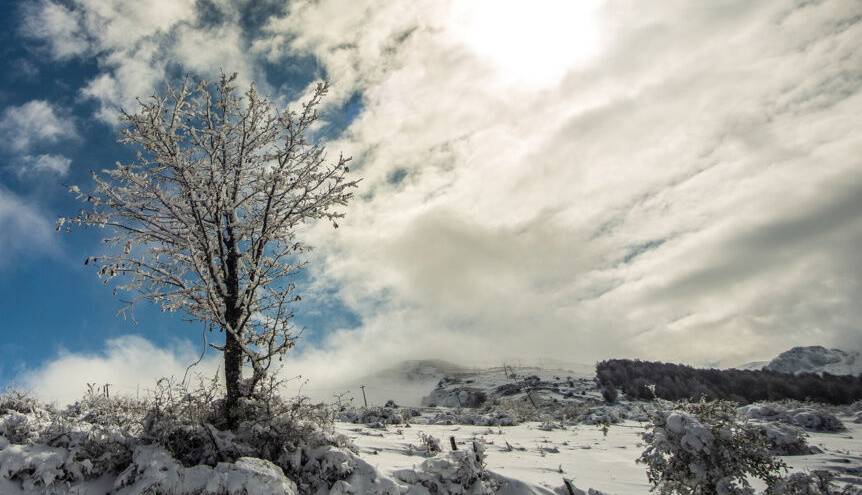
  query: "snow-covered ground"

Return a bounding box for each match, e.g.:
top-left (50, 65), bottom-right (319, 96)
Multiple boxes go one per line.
top-left (339, 420), bottom-right (646, 494)
top-left (3, 360), bottom-right (862, 494)
top-left (338, 415), bottom-right (862, 494)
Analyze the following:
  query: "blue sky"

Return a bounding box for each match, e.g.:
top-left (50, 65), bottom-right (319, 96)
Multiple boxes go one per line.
top-left (1, 0), bottom-right (861, 401)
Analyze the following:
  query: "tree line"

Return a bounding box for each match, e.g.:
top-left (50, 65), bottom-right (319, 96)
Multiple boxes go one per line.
top-left (596, 359), bottom-right (862, 404)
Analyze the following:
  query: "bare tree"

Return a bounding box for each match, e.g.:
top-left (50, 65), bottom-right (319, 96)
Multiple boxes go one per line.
top-left (59, 73), bottom-right (357, 426)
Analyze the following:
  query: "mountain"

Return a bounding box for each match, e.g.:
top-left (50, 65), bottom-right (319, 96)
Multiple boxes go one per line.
top-left (763, 346), bottom-right (862, 376)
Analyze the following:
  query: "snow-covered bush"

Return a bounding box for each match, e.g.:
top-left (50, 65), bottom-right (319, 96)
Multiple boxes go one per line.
top-left (601, 386), bottom-right (618, 404)
top-left (757, 423), bottom-right (817, 456)
top-left (416, 432), bottom-right (442, 456)
top-left (0, 381), bottom-right (365, 494)
top-left (426, 409), bottom-right (516, 427)
top-left (0, 390), bottom-right (147, 489)
top-left (393, 441), bottom-right (499, 494)
top-left (337, 405), bottom-right (416, 426)
top-left (582, 406), bottom-right (624, 425)
top-left (785, 408), bottom-right (845, 432)
top-left (0, 391), bottom-right (43, 416)
top-left (639, 400), bottom-right (787, 495)
top-left (765, 470), bottom-right (862, 495)
top-left (0, 411), bottom-right (39, 445)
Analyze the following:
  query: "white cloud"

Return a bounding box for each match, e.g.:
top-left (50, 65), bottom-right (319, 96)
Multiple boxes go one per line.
top-left (19, 0), bottom-right (288, 124)
top-left (15, 336), bottom-right (220, 405)
top-left (16, 154), bottom-right (72, 177)
top-left (170, 23), bottom-right (262, 91)
top-left (0, 100), bottom-right (76, 153)
top-left (0, 187), bottom-right (58, 266)
top-left (80, 40), bottom-right (169, 124)
top-left (22, 0), bottom-right (197, 57)
top-left (20, 1), bottom-right (89, 59)
top-left (23, 0), bottom-right (199, 123)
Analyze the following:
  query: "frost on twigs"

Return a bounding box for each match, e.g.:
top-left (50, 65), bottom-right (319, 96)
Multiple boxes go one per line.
top-left (638, 399), bottom-right (788, 495)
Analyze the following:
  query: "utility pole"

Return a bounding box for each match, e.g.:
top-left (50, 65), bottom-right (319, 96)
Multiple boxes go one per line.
top-left (359, 385), bottom-right (368, 407)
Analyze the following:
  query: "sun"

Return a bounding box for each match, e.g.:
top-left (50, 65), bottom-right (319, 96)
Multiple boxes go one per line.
top-left (448, 0), bottom-right (604, 87)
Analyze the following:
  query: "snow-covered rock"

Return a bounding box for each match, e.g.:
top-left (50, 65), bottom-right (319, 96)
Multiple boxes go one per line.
top-left (423, 386), bottom-right (488, 408)
top-left (758, 423), bottom-right (818, 456)
top-left (114, 445), bottom-right (298, 495)
top-left (739, 403), bottom-right (845, 432)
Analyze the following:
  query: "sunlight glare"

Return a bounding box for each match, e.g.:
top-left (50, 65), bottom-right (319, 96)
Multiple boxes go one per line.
top-left (449, 0), bottom-right (604, 87)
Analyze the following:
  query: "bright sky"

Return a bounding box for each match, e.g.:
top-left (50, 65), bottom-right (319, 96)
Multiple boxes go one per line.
top-left (0, 0), bottom-right (860, 402)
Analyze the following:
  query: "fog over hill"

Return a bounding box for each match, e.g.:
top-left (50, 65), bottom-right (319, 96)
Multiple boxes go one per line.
top-left (282, 358), bottom-right (596, 407)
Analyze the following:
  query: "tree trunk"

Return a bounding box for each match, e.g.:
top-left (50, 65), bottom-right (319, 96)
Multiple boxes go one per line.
top-left (223, 319), bottom-right (243, 428)
top-left (223, 225), bottom-right (242, 428)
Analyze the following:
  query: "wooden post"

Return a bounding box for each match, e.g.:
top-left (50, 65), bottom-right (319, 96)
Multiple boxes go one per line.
top-left (449, 436), bottom-right (457, 451)
top-left (359, 385), bottom-right (368, 407)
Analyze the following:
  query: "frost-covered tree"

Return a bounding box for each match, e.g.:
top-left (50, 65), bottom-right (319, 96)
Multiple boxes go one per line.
top-left (59, 74), bottom-right (357, 425)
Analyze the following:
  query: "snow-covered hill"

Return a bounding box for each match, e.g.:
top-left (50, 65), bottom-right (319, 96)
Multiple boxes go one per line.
top-left (764, 346), bottom-right (862, 376)
top-left (735, 360), bottom-right (769, 371)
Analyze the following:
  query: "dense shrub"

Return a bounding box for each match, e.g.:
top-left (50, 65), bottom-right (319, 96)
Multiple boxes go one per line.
top-left (597, 359), bottom-right (862, 404)
top-left (601, 386), bottom-right (618, 404)
top-left (639, 400), bottom-right (787, 495)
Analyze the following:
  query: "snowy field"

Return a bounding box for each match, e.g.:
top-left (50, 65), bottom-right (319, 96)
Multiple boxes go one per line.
top-left (338, 417), bottom-right (862, 494)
